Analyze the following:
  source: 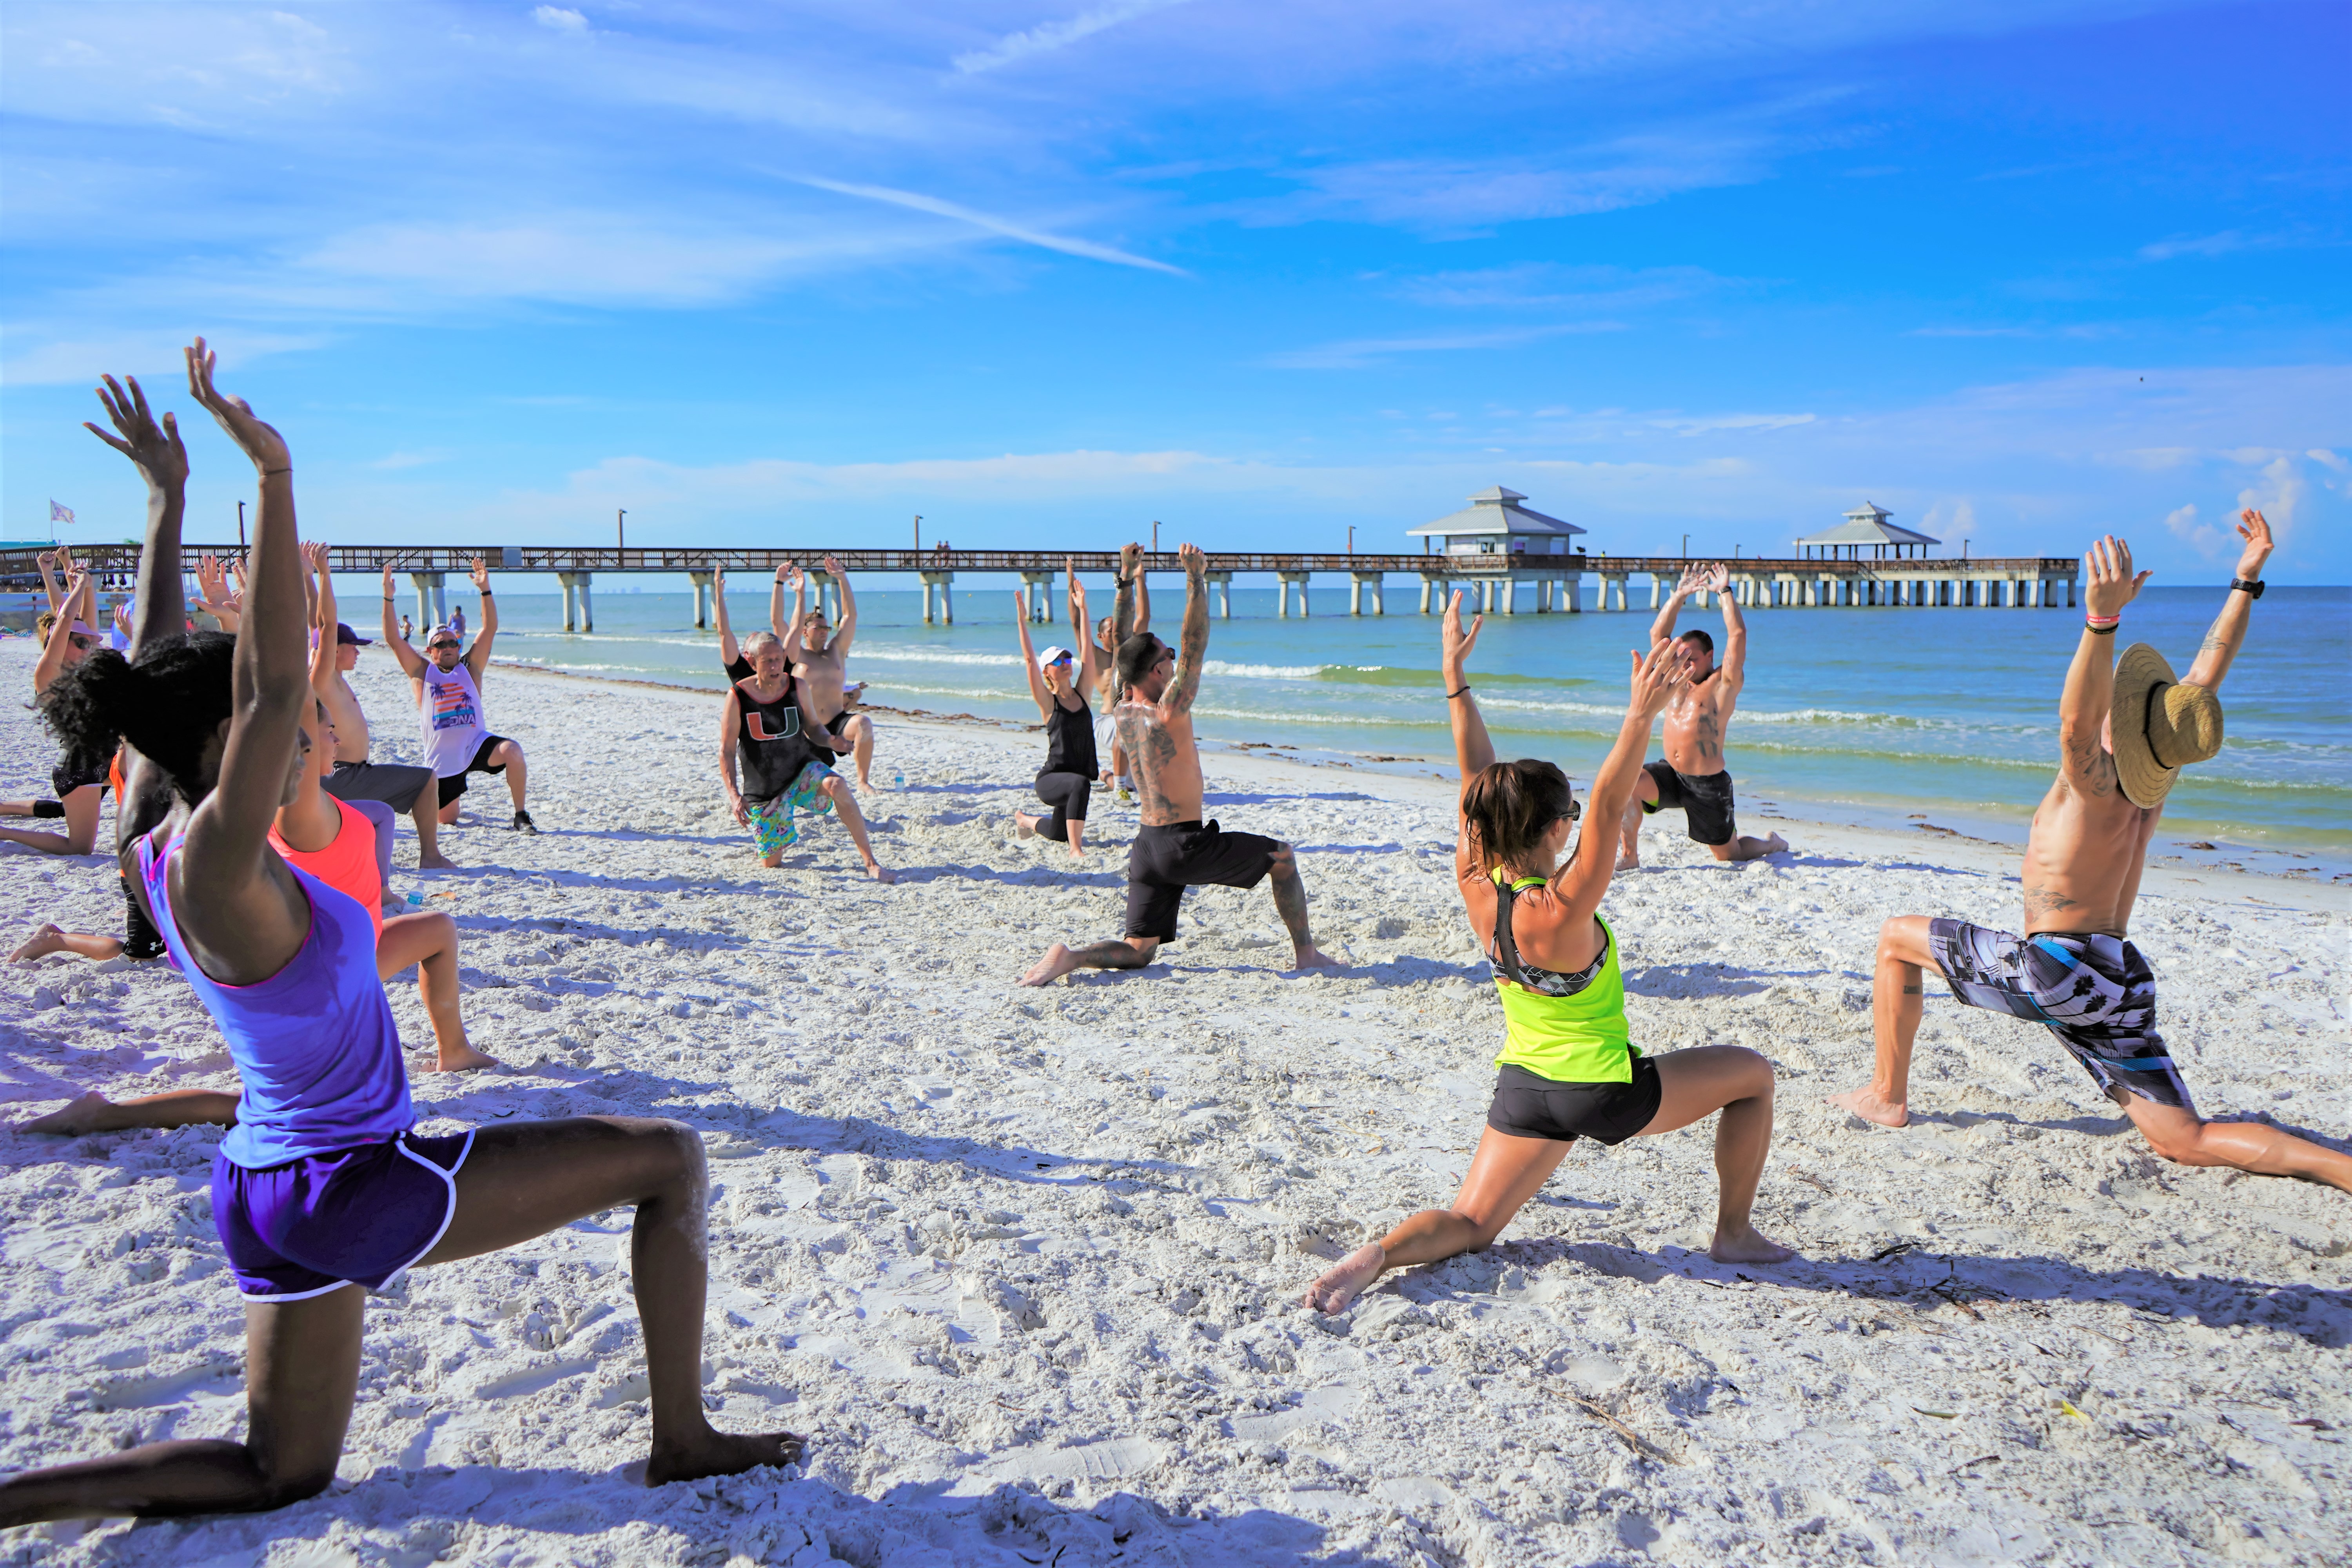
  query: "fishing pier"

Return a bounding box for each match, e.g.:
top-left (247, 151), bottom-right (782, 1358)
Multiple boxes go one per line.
top-left (3, 541), bottom-right (2079, 633)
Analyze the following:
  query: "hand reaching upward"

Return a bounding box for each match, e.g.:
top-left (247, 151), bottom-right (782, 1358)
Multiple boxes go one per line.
top-left (85, 374), bottom-right (188, 491)
top-left (2232, 509), bottom-right (2274, 582)
top-left (2082, 535), bottom-right (2150, 619)
top-left (1676, 564), bottom-right (1710, 598)
top-left (1440, 589), bottom-right (1483, 679)
top-left (1178, 541), bottom-right (1206, 580)
top-left (468, 556), bottom-right (491, 595)
top-left (1628, 639), bottom-right (1690, 720)
top-left (185, 337), bottom-right (290, 474)
top-left (1701, 562), bottom-right (1731, 597)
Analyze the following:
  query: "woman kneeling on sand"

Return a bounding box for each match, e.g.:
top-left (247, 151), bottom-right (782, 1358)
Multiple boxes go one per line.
top-left (1302, 594), bottom-right (1795, 1314)
top-left (0, 343), bottom-right (791, 1531)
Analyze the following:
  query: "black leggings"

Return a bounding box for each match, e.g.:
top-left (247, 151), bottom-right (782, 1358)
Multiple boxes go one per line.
top-left (1034, 771), bottom-right (1092, 842)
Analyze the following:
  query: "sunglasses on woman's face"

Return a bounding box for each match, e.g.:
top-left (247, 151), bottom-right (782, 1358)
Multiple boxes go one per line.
top-left (67, 634), bottom-right (98, 651)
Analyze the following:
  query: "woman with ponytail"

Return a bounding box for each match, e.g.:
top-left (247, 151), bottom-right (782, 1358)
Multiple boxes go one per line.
top-left (1302, 592), bottom-right (1793, 1314)
top-left (0, 342), bottom-right (792, 1530)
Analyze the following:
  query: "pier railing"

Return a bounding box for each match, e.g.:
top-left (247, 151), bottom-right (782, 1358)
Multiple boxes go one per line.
top-left (0, 543), bottom-right (2078, 627)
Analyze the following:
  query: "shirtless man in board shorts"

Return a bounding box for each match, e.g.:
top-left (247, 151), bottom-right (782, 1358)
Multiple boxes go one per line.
top-left (306, 545), bottom-right (454, 867)
top-left (1019, 543), bottom-right (1339, 985)
top-left (720, 632), bottom-right (894, 882)
top-left (1830, 517), bottom-right (2350, 1196)
top-left (1618, 561), bottom-right (1788, 868)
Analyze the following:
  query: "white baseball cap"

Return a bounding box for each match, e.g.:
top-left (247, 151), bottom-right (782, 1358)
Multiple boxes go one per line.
top-left (1037, 645), bottom-right (1075, 668)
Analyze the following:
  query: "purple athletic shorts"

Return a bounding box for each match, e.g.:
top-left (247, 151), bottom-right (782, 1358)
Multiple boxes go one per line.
top-left (212, 1129), bottom-right (474, 1302)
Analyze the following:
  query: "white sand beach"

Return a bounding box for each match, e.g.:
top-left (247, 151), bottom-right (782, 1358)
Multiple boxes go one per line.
top-left (3, 639), bottom-right (2346, 1567)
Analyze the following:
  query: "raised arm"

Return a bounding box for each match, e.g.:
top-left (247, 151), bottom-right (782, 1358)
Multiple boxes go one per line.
top-left (1440, 591), bottom-right (1493, 800)
top-left (2058, 535), bottom-right (2149, 798)
top-left (1707, 562), bottom-right (1748, 691)
top-left (461, 556), bottom-right (497, 680)
top-left (32, 571), bottom-right (90, 694)
top-left (175, 337), bottom-right (313, 977)
top-left (37, 552), bottom-right (65, 618)
top-left (779, 565), bottom-right (805, 663)
top-left (380, 563), bottom-right (426, 677)
top-left (1013, 591), bottom-right (1053, 719)
top-left (1133, 559), bottom-right (1151, 637)
top-left (1159, 543), bottom-right (1210, 720)
top-left (305, 542), bottom-right (339, 697)
top-left (823, 555), bottom-right (857, 656)
top-left (195, 555), bottom-right (241, 633)
top-left (712, 567), bottom-right (739, 667)
top-left (1553, 642), bottom-right (1688, 922)
top-left (1649, 563), bottom-right (1703, 646)
top-left (2182, 510), bottom-right (2272, 691)
top-left (83, 375), bottom-right (190, 656)
top-left (1066, 561), bottom-right (1100, 697)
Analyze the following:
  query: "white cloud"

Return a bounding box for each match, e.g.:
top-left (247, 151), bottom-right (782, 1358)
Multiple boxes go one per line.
top-left (2236, 456), bottom-right (2309, 548)
top-left (2305, 448), bottom-right (2348, 474)
top-left (0, 328), bottom-right (328, 387)
top-left (2162, 502), bottom-right (2221, 557)
top-left (953, 0), bottom-right (1191, 75)
top-left (532, 6), bottom-right (589, 33)
top-left (784, 176), bottom-right (1187, 276)
top-left (1649, 413), bottom-right (1816, 437)
top-left (1267, 323), bottom-right (1624, 370)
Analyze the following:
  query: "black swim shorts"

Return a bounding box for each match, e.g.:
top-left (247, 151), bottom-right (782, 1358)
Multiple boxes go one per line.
top-left (1485, 1056), bottom-right (1663, 1145)
top-left (1640, 761), bottom-right (1737, 847)
top-left (1928, 918), bottom-right (2190, 1110)
top-left (436, 735), bottom-right (514, 807)
top-left (50, 762), bottom-right (108, 800)
top-left (1124, 818), bottom-right (1281, 941)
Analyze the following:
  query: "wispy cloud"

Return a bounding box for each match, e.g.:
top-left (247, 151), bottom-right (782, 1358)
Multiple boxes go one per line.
top-left (1390, 263), bottom-right (1726, 312)
top-left (1648, 412), bottom-right (1816, 437)
top-left (784, 175), bottom-right (1187, 275)
top-left (532, 6), bottom-right (589, 34)
top-left (953, 0), bottom-right (1191, 75)
top-left (2137, 229), bottom-right (2266, 262)
top-left (1266, 323), bottom-right (1625, 370)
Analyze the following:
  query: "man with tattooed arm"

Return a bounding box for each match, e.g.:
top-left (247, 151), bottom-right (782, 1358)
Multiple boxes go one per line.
top-left (1019, 542), bottom-right (1341, 985)
top-left (1831, 514), bottom-right (2350, 1196)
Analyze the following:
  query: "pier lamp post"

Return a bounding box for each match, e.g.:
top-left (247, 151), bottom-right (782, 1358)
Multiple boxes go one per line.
top-left (913, 514), bottom-right (922, 557)
top-left (617, 508), bottom-right (626, 553)
top-left (237, 500), bottom-right (247, 551)
top-left (1152, 520), bottom-right (1160, 554)
top-left (1681, 532), bottom-right (1689, 559)
top-left (1347, 525), bottom-right (1355, 555)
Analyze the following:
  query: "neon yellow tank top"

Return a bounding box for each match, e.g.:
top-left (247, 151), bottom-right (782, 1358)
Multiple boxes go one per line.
top-left (1487, 872), bottom-right (1632, 1083)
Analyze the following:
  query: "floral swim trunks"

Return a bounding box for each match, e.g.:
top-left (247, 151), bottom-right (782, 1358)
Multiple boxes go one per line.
top-left (748, 761), bottom-right (837, 857)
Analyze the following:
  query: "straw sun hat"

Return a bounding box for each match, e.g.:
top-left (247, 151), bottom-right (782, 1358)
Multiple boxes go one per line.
top-left (2111, 642), bottom-right (2224, 809)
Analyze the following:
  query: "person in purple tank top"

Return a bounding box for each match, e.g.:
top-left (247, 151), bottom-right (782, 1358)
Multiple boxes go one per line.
top-left (0, 341), bottom-right (795, 1531)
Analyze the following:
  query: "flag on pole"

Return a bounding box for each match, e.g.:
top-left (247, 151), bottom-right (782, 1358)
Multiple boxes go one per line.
top-left (49, 500), bottom-right (76, 525)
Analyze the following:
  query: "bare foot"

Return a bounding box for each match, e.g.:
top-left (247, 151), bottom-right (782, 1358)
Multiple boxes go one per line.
top-left (644, 1427), bottom-right (802, 1487)
top-left (864, 863), bottom-right (898, 884)
top-left (430, 1043), bottom-right (501, 1074)
top-left (9, 924), bottom-right (66, 964)
top-left (1615, 852), bottom-right (1641, 872)
top-left (1020, 943), bottom-right (1082, 987)
top-left (1013, 813), bottom-right (1039, 840)
top-left (1066, 845), bottom-right (1084, 859)
top-left (23, 1092), bottom-right (125, 1137)
top-left (1301, 1243), bottom-right (1387, 1314)
top-left (1761, 831), bottom-right (1789, 855)
top-left (418, 850), bottom-right (459, 871)
top-left (1827, 1085), bottom-right (1909, 1127)
top-left (1710, 1224), bottom-right (1796, 1265)
top-left (1290, 943), bottom-right (1343, 971)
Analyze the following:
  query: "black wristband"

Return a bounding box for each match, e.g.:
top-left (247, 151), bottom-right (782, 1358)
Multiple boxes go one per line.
top-left (2229, 577), bottom-right (2265, 599)
top-left (479, 588), bottom-right (493, 596)
top-left (1447, 684), bottom-right (1472, 698)
top-left (2085, 620), bottom-right (2118, 635)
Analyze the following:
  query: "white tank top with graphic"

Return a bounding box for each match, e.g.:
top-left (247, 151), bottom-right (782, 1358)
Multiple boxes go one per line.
top-left (418, 660), bottom-right (488, 777)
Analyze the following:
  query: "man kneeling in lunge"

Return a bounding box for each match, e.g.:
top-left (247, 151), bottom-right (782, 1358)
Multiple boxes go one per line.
top-left (720, 631), bottom-right (893, 882)
top-left (1301, 595), bottom-right (1794, 1314)
top-left (1831, 515), bottom-right (2351, 1196)
top-left (1020, 543), bottom-right (1337, 984)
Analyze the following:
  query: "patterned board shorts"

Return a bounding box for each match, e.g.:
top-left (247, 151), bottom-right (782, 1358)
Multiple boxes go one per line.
top-left (748, 761), bottom-right (837, 857)
top-left (1927, 918), bottom-right (2191, 1110)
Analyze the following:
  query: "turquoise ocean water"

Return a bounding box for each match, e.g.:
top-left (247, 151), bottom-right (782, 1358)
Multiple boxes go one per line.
top-left (438, 581), bottom-right (2348, 866)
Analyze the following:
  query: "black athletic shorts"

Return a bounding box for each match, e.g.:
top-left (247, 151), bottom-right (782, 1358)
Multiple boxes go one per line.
top-left (51, 763), bottom-right (108, 799)
top-left (326, 759), bottom-right (434, 815)
top-left (1124, 819), bottom-right (1281, 942)
top-left (1485, 1055), bottom-right (1662, 1145)
top-left (436, 735), bottom-right (514, 807)
top-left (1640, 761), bottom-right (1737, 847)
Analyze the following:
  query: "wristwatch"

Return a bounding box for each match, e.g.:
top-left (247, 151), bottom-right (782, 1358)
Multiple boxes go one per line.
top-left (2229, 578), bottom-right (2265, 599)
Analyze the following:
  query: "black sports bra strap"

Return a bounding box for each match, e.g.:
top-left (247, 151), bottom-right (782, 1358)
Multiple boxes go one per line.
top-left (1490, 875), bottom-right (1528, 986)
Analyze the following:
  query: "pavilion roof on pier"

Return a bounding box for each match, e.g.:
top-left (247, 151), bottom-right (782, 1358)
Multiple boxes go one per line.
top-left (1793, 502), bottom-right (1940, 559)
top-left (1407, 486), bottom-right (1586, 544)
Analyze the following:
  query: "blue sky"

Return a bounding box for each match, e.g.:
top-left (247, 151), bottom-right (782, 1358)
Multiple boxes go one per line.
top-left (4, 1), bottom-right (2346, 580)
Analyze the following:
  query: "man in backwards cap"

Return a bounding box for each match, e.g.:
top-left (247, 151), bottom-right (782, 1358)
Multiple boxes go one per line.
top-left (1832, 511), bottom-right (2350, 1196)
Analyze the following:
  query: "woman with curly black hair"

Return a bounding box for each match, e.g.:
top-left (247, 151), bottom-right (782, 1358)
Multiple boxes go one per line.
top-left (0, 341), bottom-right (794, 1529)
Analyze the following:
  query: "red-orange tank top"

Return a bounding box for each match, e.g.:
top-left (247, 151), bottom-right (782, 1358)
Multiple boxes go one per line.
top-left (268, 797), bottom-right (384, 938)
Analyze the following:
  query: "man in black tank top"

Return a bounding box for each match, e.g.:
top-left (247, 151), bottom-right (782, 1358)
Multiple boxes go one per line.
top-left (717, 633), bottom-right (895, 882)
